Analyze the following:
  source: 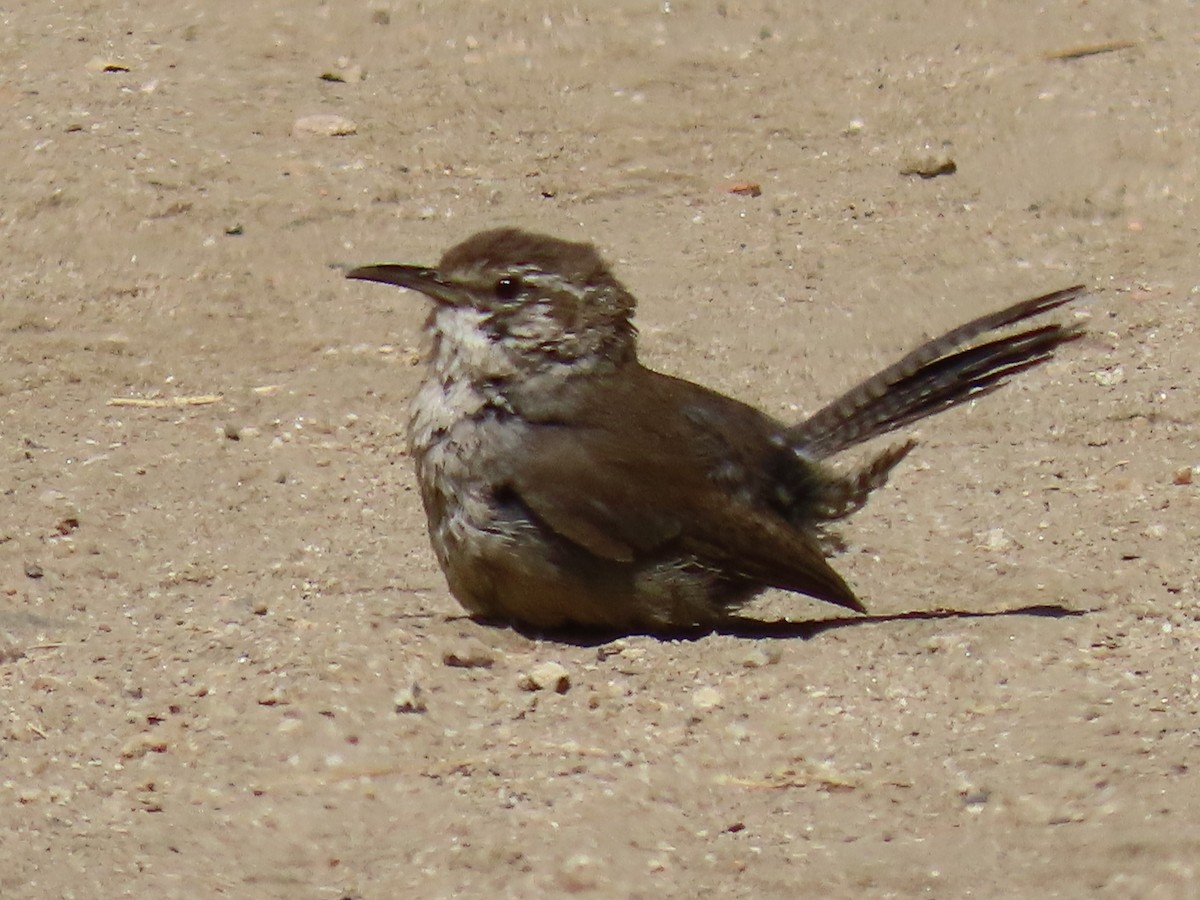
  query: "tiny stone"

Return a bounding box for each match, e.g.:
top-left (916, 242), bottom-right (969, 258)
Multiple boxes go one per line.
top-left (257, 686), bottom-right (289, 706)
top-left (293, 114), bottom-right (358, 137)
top-left (962, 789), bottom-right (990, 807)
top-left (741, 646), bottom-right (782, 668)
top-left (726, 181), bottom-right (762, 197)
top-left (320, 60), bottom-right (366, 84)
top-left (0, 632), bottom-right (25, 663)
top-left (519, 661), bottom-right (570, 693)
top-left (977, 527), bottom-right (1014, 552)
top-left (24, 562), bottom-right (44, 579)
top-left (596, 640), bottom-right (627, 660)
top-left (441, 640), bottom-right (495, 669)
top-left (899, 155), bottom-right (957, 179)
top-left (86, 56), bottom-right (130, 73)
top-left (558, 853), bottom-right (599, 892)
top-left (393, 683), bottom-right (427, 713)
top-left (1172, 466), bottom-right (1194, 486)
top-left (692, 685), bottom-right (723, 710)
top-left (120, 733), bottom-right (168, 759)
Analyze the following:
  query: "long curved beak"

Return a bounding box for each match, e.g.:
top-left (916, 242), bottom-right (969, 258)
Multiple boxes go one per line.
top-left (345, 264), bottom-right (466, 306)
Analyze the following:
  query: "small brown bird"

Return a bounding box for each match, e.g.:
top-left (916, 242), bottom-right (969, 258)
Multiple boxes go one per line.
top-left (346, 229), bottom-right (1086, 632)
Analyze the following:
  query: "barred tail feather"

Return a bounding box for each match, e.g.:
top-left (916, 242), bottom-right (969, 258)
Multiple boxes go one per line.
top-left (789, 285), bottom-right (1087, 460)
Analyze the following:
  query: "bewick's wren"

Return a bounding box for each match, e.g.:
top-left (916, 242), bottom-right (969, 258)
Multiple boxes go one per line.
top-left (347, 228), bottom-right (1086, 632)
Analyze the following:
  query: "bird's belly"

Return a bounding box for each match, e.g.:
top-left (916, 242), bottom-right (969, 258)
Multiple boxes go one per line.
top-left (409, 400), bottom-right (753, 630)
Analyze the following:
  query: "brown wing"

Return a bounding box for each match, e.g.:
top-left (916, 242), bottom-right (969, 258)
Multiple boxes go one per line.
top-left (499, 367), bottom-right (864, 612)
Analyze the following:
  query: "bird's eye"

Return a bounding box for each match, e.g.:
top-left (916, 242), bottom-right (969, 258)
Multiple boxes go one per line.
top-left (494, 276), bottom-right (522, 301)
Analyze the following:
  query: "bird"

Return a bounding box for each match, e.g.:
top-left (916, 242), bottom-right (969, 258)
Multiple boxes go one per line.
top-left (345, 227), bottom-right (1087, 632)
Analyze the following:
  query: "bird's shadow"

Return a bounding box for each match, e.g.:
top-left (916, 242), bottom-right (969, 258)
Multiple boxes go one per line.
top-left (494, 603), bottom-right (1094, 647)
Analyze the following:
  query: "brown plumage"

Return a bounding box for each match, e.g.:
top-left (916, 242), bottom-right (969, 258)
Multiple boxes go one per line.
top-left (346, 229), bottom-right (1087, 632)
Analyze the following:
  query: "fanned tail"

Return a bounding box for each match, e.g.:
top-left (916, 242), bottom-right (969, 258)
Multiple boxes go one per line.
top-left (789, 285), bottom-right (1087, 461)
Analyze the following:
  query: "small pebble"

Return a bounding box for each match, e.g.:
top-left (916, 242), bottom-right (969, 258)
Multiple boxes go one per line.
top-left (0, 633), bottom-right (26, 663)
top-left (741, 646), bottom-right (782, 668)
top-left (899, 155), bottom-right (957, 179)
top-left (320, 59), bottom-right (366, 83)
top-left (519, 661), bottom-right (570, 693)
top-left (596, 640), bottom-right (626, 661)
top-left (293, 114), bottom-right (358, 137)
top-left (441, 640), bottom-right (495, 669)
top-left (726, 181), bottom-right (762, 197)
top-left (120, 733), bottom-right (168, 759)
top-left (393, 683), bottom-right (427, 713)
top-left (86, 57), bottom-right (130, 73)
top-left (976, 528), bottom-right (1015, 552)
top-left (558, 853), bottom-right (599, 891)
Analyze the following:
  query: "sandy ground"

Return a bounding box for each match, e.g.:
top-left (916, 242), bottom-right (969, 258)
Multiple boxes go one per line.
top-left (2, 1), bottom-right (1198, 897)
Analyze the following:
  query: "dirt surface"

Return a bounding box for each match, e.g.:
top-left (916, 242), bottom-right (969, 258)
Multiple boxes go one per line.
top-left (2, 2), bottom-right (1198, 897)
